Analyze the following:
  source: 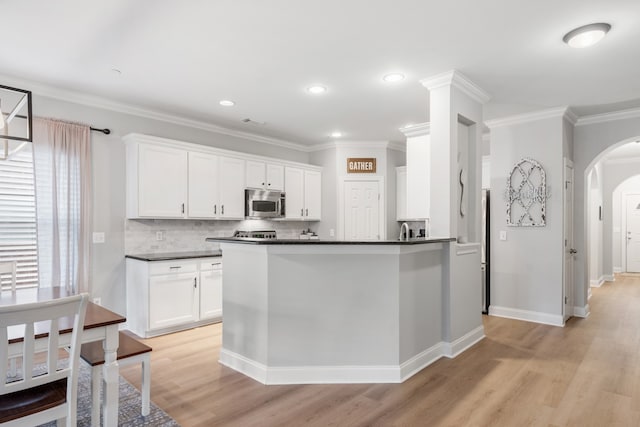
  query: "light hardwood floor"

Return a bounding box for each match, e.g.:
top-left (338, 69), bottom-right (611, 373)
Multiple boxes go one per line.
top-left (120, 275), bottom-right (640, 426)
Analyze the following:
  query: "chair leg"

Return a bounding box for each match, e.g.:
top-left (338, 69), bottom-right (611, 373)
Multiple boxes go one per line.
top-left (91, 365), bottom-right (101, 427)
top-left (141, 357), bottom-right (151, 416)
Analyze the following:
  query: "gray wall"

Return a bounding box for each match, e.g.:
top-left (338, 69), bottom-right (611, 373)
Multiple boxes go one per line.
top-left (387, 148), bottom-right (406, 239)
top-left (33, 94), bottom-right (310, 315)
top-left (309, 148), bottom-right (337, 239)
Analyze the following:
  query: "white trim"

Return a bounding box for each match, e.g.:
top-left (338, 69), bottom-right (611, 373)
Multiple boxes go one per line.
top-left (398, 342), bottom-right (446, 381)
top-left (442, 326), bottom-right (485, 358)
top-left (485, 106), bottom-right (574, 129)
top-left (337, 175), bottom-right (386, 241)
top-left (590, 277), bottom-right (605, 288)
top-left (0, 73), bottom-right (313, 153)
top-left (420, 70), bottom-right (490, 104)
top-left (573, 304), bottom-right (590, 318)
top-left (399, 122), bottom-right (431, 138)
top-left (603, 274), bottom-right (615, 282)
top-left (489, 306), bottom-right (565, 327)
top-left (219, 349), bottom-right (268, 384)
top-left (603, 156), bottom-right (640, 166)
top-left (576, 107), bottom-right (640, 127)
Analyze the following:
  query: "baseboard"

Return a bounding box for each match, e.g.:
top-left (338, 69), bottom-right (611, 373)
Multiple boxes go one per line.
top-left (588, 287), bottom-right (592, 300)
top-left (442, 326), bottom-right (485, 358)
top-left (590, 277), bottom-right (605, 288)
top-left (219, 336), bottom-right (478, 385)
top-left (614, 267), bottom-right (623, 273)
top-left (604, 274), bottom-right (615, 282)
top-left (573, 304), bottom-right (590, 318)
top-left (489, 306), bottom-right (564, 327)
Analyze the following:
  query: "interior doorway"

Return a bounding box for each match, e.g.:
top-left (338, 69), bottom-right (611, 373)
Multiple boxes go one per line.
top-left (625, 194), bottom-right (640, 272)
top-left (339, 176), bottom-right (385, 241)
top-left (563, 159), bottom-right (574, 322)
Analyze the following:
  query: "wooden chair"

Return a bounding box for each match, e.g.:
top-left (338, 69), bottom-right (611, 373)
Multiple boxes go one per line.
top-left (0, 294), bottom-right (88, 427)
top-left (81, 331), bottom-right (152, 426)
top-left (0, 261), bottom-right (17, 293)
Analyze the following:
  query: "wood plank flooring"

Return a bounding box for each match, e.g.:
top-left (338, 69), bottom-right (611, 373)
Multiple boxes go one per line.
top-left (120, 275), bottom-right (640, 426)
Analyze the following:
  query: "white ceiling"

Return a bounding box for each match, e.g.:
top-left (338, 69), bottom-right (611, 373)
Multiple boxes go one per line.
top-left (2, 0), bottom-right (640, 146)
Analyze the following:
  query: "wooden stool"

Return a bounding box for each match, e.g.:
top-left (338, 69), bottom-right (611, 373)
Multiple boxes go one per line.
top-left (80, 331), bottom-right (152, 426)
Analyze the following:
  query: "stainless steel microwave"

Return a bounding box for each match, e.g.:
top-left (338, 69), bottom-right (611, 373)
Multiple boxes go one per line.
top-left (245, 189), bottom-right (285, 219)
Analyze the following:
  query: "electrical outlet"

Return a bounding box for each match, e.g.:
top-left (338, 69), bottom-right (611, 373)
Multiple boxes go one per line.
top-left (499, 230), bottom-right (507, 241)
top-left (92, 232), bottom-right (105, 244)
top-left (156, 231), bottom-right (164, 241)
top-left (93, 297), bottom-right (101, 306)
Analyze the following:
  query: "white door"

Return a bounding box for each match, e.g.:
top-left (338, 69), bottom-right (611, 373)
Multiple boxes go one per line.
top-left (285, 167), bottom-right (305, 219)
top-left (625, 194), bottom-right (640, 272)
top-left (266, 164), bottom-right (284, 191)
top-left (304, 170), bottom-right (322, 220)
top-left (138, 144), bottom-right (188, 218)
top-left (200, 263), bottom-right (223, 320)
top-left (563, 162), bottom-right (574, 321)
top-left (246, 160), bottom-right (266, 189)
top-left (149, 272), bottom-right (199, 330)
top-left (188, 152), bottom-right (219, 218)
top-left (219, 157), bottom-right (246, 219)
top-left (344, 181), bottom-right (380, 241)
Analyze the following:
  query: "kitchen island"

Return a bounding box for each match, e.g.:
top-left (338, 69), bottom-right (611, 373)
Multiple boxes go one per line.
top-left (205, 237), bottom-right (484, 384)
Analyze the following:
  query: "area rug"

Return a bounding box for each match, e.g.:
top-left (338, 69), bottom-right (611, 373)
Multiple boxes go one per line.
top-left (32, 361), bottom-right (180, 427)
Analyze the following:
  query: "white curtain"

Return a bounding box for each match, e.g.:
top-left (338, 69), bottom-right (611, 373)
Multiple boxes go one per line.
top-left (33, 118), bottom-right (91, 293)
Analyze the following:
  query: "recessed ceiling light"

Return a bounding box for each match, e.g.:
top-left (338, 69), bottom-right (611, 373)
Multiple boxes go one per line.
top-left (307, 85), bottom-right (327, 94)
top-left (563, 23), bottom-right (611, 48)
top-left (219, 100), bottom-right (235, 107)
top-left (330, 131), bottom-right (342, 138)
top-left (383, 73), bottom-right (405, 83)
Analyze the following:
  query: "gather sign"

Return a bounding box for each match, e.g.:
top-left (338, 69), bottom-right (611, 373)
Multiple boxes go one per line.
top-left (347, 158), bottom-right (376, 173)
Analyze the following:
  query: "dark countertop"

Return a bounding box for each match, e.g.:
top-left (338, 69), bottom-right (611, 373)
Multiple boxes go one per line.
top-left (125, 250), bottom-right (222, 262)
top-left (204, 237), bottom-right (455, 245)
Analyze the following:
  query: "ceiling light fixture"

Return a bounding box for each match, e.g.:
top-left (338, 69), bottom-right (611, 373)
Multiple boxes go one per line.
top-left (330, 131), bottom-right (342, 138)
top-left (307, 85), bottom-right (327, 95)
top-left (563, 23), bottom-right (611, 48)
top-left (383, 73), bottom-right (405, 83)
top-left (219, 100), bottom-right (235, 107)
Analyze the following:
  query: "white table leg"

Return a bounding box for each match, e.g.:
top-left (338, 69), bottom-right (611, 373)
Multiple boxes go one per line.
top-left (101, 325), bottom-right (120, 427)
top-left (141, 356), bottom-right (151, 416)
top-left (91, 365), bottom-right (101, 427)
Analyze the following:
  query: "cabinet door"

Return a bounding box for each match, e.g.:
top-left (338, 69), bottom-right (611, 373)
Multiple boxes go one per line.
top-left (149, 272), bottom-right (198, 330)
top-left (200, 265), bottom-right (222, 320)
top-left (219, 156), bottom-right (246, 219)
top-left (138, 144), bottom-right (187, 218)
top-left (304, 170), bottom-right (322, 220)
top-left (396, 167), bottom-right (407, 221)
top-left (246, 160), bottom-right (266, 189)
top-left (188, 152), bottom-right (219, 218)
top-left (266, 164), bottom-right (284, 191)
top-left (285, 167), bottom-right (305, 219)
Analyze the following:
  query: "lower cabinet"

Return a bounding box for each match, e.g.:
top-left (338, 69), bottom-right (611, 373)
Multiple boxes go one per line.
top-left (126, 256), bottom-right (222, 338)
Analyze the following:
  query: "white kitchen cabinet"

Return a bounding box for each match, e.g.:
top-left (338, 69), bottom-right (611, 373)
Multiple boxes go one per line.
top-left (246, 160), bottom-right (284, 191)
top-left (219, 156), bottom-right (246, 218)
top-left (188, 151), bottom-right (219, 218)
top-left (396, 166), bottom-right (408, 221)
top-left (126, 256), bottom-right (223, 338)
top-left (128, 143), bottom-right (188, 218)
top-left (285, 167), bottom-right (321, 220)
top-left (199, 259), bottom-right (223, 320)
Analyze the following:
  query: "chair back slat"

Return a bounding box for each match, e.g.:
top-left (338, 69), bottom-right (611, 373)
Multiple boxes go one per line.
top-left (0, 261), bottom-right (17, 292)
top-left (1, 294), bottom-right (88, 396)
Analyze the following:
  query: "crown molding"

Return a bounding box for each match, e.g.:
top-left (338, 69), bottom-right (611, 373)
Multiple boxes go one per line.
top-left (387, 141), bottom-right (406, 152)
top-left (399, 122), bottom-right (430, 138)
top-left (420, 70), bottom-right (490, 105)
top-left (484, 106), bottom-right (574, 129)
top-left (0, 73), bottom-right (313, 153)
top-left (576, 107), bottom-right (640, 127)
top-left (307, 140), bottom-right (400, 153)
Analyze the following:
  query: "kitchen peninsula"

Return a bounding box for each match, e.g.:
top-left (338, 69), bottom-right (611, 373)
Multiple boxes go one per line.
top-left (205, 237), bottom-right (484, 385)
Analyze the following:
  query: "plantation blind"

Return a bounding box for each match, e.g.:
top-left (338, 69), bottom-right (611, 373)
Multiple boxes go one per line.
top-left (0, 143), bottom-right (38, 289)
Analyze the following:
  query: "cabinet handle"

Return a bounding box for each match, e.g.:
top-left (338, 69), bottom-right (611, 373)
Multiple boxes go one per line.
top-left (306, 208), bottom-right (308, 217)
top-left (214, 205), bottom-right (217, 215)
top-left (181, 203), bottom-right (185, 214)
top-left (211, 262), bottom-right (221, 266)
top-left (169, 266), bottom-right (182, 270)
top-left (268, 183), bottom-right (271, 186)
top-left (221, 205), bottom-right (224, 215)
top-left (194, 277), bottom-right (197, 288)
top-left (301, 208), bottom-right (304, 217)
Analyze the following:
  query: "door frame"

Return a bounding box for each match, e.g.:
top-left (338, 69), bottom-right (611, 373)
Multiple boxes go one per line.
top-left (623, 192), bottom-right (640, 272)
top-left (337, 175), bottom-right (386, 241)
top-left (563, 158), bottom-right (574, 322)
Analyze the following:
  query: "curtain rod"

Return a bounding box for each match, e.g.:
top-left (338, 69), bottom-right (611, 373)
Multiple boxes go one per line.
top-left (90, 127), bottom-right (111, 135)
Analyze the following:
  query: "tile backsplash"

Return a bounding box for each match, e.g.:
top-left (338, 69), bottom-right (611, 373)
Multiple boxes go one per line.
top-left (125, 219), bottom-right (314, 254)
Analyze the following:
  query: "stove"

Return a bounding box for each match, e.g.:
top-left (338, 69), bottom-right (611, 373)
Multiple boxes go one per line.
top-left (233, 230), bottom-right (278, 240)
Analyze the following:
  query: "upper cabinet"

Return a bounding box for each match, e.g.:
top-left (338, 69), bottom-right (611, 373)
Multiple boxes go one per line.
top-left (285, 167), bottom-right (321, 221)
top-left (396, 166), bottom-right (408, 221)
top-left (246, 160), bottom-right (284, 191)
top-left (125, 134), bottom-right (320, 221)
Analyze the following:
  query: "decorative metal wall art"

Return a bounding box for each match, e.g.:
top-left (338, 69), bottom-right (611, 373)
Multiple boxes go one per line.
top-left (505, 158), bottom-right (549, 227)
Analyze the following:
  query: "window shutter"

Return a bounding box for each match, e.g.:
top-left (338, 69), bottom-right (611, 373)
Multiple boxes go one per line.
top-left (0, 143), bottom-right (38, 289)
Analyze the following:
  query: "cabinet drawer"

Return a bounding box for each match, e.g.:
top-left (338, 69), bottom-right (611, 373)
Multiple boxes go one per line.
top-left (199, 258), bottom-right (223, 271)
top-left (149, 260), bottom-right (198, 276)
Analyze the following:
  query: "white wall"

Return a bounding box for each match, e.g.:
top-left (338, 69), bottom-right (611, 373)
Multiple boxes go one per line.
top-left (488, 115), bottom-right (565, 321)
top-left (610, 173), bottom-right (640, 273)
top-left (33, 94), bottom-right (311, 315)
top-left (573, 116), bottom-right (640, 310)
